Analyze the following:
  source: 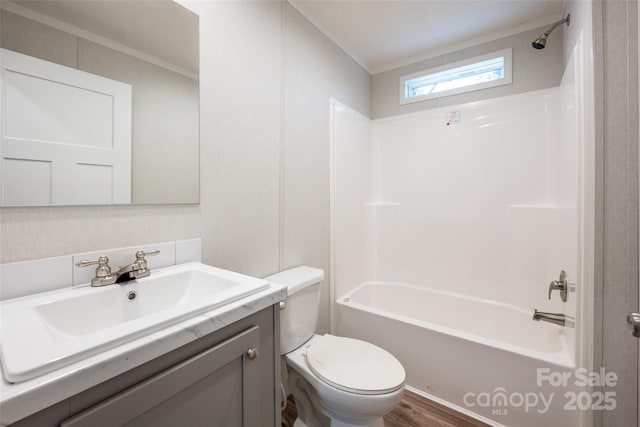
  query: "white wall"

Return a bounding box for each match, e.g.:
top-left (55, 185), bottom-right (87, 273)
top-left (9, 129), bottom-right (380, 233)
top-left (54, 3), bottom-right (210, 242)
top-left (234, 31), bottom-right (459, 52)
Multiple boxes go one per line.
top-left (0, 1), bottom-right (371, 335)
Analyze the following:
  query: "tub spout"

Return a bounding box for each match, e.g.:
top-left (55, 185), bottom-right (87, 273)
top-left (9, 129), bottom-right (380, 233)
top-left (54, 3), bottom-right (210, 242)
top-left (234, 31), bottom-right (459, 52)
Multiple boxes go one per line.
top-left (532, 309), bottom-right (565, 326)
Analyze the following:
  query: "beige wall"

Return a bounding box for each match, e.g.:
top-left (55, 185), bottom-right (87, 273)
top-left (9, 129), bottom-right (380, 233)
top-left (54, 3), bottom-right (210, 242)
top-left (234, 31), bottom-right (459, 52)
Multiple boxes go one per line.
top-left (587, 0), bottom-right (639, 426)
top-left (0, 1), bottom-right (370, 333)
top-left (282, 3), bottom-right (370, 332)
top-left (371, 25), bottom-right (563, 119)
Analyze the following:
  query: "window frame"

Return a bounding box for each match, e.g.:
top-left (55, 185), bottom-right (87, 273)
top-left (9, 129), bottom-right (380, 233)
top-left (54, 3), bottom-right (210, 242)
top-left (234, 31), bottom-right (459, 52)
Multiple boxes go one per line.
top-left (399, 48), bottom-right (513, 105)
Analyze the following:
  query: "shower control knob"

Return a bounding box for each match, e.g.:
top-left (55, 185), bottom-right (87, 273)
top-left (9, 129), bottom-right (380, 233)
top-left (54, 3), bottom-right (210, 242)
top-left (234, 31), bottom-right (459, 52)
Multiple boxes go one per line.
top-left (246, 348), bottom-right (259, 360)
top-left (548, 270), bottom-right (568, 302)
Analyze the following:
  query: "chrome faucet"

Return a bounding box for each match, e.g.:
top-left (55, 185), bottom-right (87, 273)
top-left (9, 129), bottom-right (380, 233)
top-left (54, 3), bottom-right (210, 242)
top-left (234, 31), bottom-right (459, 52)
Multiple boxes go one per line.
top-left (532, 309), bottom-right (566, 326)
top-left (76, 250), bottom-right (160, 287)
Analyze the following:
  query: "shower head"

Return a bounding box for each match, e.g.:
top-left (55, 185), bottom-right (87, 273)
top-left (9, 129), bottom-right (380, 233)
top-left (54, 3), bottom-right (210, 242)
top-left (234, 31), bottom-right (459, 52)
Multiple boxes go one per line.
top-left (531, 33), bottom-right (549, 50)
top-left (531, 13), bottom-right (570, 49)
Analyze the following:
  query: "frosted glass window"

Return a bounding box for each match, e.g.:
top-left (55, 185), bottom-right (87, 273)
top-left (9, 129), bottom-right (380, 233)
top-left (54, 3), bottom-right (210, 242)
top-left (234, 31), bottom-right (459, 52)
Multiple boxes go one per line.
top-left (400, 48), bottom-right (512, 104)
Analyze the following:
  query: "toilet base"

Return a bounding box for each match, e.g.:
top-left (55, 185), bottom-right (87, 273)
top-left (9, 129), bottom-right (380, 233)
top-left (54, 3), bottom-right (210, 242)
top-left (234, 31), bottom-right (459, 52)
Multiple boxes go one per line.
top-left (288, 367), bottom-right (388, 427)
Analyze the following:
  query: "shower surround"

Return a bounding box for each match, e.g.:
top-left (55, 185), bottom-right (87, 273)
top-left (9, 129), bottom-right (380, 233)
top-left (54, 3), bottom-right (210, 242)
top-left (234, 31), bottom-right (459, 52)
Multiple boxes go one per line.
top-left (330, 45), bottom-right (587, 427)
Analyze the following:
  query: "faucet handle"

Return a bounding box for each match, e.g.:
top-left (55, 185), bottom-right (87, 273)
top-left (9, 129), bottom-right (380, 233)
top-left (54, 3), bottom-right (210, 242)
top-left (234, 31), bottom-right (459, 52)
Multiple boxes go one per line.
top-left (131, 249), bottom-right (160, 278)
top-left (75, 256), bottom-right (115, 287)
top-left (76, 255), bottom-right (108, 267)
top-left (136, 249), bottom-right (160, 258)
top-left (76, 256), bottom-right (111, 274)
top-left (134, 249), bottom-right (159, 267)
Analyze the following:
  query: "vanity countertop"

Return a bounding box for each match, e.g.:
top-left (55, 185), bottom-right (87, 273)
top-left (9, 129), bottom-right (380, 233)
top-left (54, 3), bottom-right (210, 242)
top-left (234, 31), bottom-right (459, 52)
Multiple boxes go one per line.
top-left (0, 282), bottom-right (286, 426)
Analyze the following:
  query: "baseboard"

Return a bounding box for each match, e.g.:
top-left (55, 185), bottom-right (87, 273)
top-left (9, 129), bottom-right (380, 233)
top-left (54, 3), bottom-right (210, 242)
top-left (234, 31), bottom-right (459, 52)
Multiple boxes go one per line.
top-left (404, 385), bottom-right (506, 427)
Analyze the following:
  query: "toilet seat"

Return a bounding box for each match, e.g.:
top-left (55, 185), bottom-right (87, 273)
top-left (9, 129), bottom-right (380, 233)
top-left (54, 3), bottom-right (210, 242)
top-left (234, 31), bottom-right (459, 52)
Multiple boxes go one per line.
top-left (304, 335), bottom-right (405, 395)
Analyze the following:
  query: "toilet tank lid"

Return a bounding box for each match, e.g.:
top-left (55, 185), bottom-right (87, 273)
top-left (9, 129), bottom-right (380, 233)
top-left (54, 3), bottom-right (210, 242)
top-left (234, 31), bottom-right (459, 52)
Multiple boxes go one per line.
top-left (264, 266), bottom-right (324, 295)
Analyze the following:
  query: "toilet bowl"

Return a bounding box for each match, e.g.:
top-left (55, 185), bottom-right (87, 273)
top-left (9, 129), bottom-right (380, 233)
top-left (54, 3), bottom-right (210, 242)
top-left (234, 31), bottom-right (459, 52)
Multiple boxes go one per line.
top-left (286, 334), bottom-right (405, 427)
top-left (265, 267), bottom-right (405, 427)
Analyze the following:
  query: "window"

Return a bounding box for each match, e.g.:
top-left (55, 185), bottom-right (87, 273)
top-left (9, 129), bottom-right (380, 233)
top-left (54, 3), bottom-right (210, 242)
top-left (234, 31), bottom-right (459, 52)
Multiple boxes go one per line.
top-left (400, 48), bottom-right (512, 104)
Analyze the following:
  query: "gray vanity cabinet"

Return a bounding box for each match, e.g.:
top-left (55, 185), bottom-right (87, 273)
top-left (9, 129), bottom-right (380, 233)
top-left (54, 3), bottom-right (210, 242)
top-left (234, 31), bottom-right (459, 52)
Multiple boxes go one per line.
top-left (9, 306), bottom-right (280, 427)
top-left (62, 326), bottom-right (260, 427)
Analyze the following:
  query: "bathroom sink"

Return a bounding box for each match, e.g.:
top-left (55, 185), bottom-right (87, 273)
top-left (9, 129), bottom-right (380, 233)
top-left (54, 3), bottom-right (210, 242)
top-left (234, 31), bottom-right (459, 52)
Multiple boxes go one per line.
top-left (34, 269), bottom-right (246, 337)
top-left (0, 262), bottom-right (270, 383)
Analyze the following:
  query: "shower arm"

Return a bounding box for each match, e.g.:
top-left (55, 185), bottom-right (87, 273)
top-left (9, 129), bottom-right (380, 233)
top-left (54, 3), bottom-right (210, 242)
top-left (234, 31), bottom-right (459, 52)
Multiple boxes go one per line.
top-left (542, 14), bottom-right (570, 37)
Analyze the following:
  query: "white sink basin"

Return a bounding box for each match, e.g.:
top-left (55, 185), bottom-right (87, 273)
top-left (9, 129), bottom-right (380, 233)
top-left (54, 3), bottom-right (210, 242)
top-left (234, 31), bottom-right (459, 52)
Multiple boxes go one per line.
top-left (0, 263), bottom-right (270, 383)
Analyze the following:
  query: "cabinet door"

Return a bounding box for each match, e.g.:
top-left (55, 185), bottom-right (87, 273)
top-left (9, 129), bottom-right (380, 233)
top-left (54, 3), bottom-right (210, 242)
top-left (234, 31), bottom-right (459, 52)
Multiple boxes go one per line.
top-left (60, 326), bottom-right (260, 427)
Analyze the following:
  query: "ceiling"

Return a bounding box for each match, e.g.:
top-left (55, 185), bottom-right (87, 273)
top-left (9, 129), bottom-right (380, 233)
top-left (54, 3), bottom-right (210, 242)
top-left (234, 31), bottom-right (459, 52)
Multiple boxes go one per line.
top-left (289, 0), bottom-right (565, 74)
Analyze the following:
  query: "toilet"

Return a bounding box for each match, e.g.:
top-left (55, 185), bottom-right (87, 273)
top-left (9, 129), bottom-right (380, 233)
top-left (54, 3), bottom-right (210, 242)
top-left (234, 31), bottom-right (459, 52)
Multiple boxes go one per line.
top-left (266, 266), bottom-right (405, 427)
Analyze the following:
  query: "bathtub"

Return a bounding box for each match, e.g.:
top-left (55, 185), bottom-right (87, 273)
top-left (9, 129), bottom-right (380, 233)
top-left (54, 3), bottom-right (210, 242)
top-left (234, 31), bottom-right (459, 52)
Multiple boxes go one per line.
top-left (335, 282), bottom-right (582, 427)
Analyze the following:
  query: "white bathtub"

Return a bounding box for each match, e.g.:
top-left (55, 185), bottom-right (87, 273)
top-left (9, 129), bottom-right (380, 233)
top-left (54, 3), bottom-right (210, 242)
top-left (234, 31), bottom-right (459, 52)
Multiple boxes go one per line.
top-left (336, 282), bottom-right (582, 427)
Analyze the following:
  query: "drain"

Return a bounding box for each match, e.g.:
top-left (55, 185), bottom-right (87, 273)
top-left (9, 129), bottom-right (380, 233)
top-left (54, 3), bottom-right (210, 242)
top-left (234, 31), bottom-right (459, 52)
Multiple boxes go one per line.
top-left (127, 291), bottom-right (137, 301)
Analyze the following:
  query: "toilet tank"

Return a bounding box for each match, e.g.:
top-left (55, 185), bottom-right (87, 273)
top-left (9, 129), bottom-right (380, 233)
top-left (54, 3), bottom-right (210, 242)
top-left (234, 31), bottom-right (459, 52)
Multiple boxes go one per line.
top-left (264, 266), bottom-right (324, 355)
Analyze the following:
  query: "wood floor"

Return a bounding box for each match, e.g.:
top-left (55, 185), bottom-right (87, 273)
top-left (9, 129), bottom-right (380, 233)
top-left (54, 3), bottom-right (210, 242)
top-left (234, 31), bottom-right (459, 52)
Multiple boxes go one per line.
top-left (282, 389), bottom-right (491, 427)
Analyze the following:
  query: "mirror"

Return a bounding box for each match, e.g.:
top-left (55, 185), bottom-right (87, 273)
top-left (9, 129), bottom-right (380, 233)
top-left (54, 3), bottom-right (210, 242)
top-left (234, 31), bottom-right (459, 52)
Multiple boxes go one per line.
top-left (0, 0), bottom-right (199, 206)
